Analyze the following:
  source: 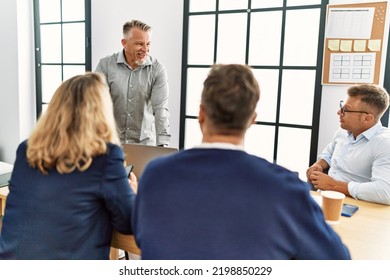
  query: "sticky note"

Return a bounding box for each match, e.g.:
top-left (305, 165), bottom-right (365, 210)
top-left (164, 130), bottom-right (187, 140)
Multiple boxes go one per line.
top-left (353, 40), bottom-right (366, 51)
top-left (340, 40), bottom-right (352, 52)
top-left (368, 39), bottom-right (381, 51)
top-left (328, 40), bottom-right (340, 51)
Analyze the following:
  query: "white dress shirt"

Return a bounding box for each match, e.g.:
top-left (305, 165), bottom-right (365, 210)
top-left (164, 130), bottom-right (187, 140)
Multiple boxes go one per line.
top-left (195, 142), bottom-right (245, 151)
top-left (319, 122), bottom-right (390, 205)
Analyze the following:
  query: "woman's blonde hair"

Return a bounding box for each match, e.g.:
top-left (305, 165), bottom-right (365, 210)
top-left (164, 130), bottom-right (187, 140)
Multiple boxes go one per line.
top-left (27, 72), bottom-right (120, 174)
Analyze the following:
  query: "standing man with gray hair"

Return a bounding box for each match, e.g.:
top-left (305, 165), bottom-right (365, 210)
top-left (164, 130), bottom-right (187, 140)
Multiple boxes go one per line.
top-left (96, 19), bottom-right (171, 147)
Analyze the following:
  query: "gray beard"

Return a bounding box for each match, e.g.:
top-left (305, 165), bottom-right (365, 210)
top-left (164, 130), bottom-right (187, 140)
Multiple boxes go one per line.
top-left (135, 56), bottom-right (147, 66)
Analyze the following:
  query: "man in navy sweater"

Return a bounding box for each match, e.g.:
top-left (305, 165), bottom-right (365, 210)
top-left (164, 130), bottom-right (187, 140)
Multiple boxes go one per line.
top-left (133, 64), bottom-right (350, 260)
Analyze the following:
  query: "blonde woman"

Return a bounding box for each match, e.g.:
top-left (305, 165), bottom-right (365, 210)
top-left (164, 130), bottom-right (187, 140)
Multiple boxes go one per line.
top-left (0, 73), bottom-right (137, 259)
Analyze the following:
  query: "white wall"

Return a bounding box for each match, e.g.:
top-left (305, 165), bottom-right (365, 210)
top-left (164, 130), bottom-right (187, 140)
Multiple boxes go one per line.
top-left (0, 0), bottom-right (35, 164)
top-left (317, 0), bottom-right (390, 153)
top-left (92, 0), bottom-right (183, 149)
top-left (17, 0), bottom-right (36, 146)
top-left (0, 0), bottom-right (19, 164)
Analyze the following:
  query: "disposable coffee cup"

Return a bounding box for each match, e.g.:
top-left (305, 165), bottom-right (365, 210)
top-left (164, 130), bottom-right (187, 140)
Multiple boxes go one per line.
top-left (321, 191), bottom-right (345, 225)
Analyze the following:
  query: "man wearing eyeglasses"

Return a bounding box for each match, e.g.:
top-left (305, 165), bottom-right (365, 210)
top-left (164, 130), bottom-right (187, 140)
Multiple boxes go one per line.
top-left (307, 84), bottom-right (390, 205)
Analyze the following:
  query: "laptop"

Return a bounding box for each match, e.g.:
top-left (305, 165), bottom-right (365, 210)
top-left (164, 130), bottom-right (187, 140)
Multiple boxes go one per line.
top-left (0, 162), bottom-right (13, 188)
top-left (122, 144), bottom-right (178, 178)
top-left (0, 173), bottom-right (12, 188)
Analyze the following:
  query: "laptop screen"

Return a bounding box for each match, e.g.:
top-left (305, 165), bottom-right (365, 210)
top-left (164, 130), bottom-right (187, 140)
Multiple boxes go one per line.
top-left (0, 173), bottom-right (12, 188)
top-left (0, 162), bottom-right (13, 188)
top-left (122, 144), bottom-right (178, 178)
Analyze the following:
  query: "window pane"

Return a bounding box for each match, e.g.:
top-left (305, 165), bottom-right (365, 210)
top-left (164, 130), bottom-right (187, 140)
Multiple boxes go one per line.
top-left (252, 69), bottom-right (279, 122)
top-left (277, 127), bottom-right (311, 180)
top-left (40, 104), bottom-right (49, 117)
top-left (182, 1), bottom-right (324, 176)
top-left (188, 15), bottom-right (215, 65)
top-left (186, 67), bottom-right (210, 116)
top-left (62, 0), bottom-right (85, 21)
top-left (245, 124), bottom-right (275, 163)
top-left (40, 24), bottom-right (61, 63)
top-left (217, 13), bottom-right (247, 64)
top-left (39, 0), bottom-right (60, 23)
top-left (189, 0), bottom-right (216, 12)
top-left (249, 11), bottom-right (282, 66)
top-left (63, 65), bottom-right (86, 81)
top-left (287, 0), bottom-right (321, 6)
top-left (279, 70), bottom-right (316, 125)
top-left (219, 0), bottom-right (248, 10)
top-left (251, 0), bottom-right (283, 8)
top-left (184, 119), bottom-right (202, 149)
top-left (283, 9), bottom-right (320, 66)
top-left (41, 65), bottom-right (62, 103)
top-left (63, 23), bottom-right (85, 63)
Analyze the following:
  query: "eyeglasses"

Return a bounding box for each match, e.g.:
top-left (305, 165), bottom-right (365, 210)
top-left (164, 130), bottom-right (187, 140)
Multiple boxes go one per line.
top-left (339, 100), bottom-right (370, 116)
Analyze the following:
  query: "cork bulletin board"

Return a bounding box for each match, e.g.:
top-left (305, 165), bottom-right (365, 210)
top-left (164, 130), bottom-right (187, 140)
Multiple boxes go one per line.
top-left (322, 1), bottom-right (387, 85)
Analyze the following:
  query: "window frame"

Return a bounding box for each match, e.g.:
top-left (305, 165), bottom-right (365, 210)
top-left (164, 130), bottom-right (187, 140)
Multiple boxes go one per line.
top-left (33, 0), bottom-right (92, 118)
top-left (180, 0), bottom-right (328, 168)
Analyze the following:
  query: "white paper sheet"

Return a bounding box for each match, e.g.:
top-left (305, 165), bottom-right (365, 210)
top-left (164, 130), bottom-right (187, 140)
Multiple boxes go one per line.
top-left (326, 7), bottom-right (375, 39)
top-left (329, 52), bottom-right (376, 83)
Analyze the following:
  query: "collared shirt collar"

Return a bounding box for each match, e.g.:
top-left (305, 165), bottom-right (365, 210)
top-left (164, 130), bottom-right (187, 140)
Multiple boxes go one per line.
top-left (348, 121), bottom-right (382, 141)
top-left (194, 142), bottom-right (245, 151)
top-left (117, 49), bottom-right (153, 69)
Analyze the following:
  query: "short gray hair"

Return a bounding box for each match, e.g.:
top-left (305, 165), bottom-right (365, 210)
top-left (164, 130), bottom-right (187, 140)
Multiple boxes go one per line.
top-left (123, 20), bottom-right (151, 38)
